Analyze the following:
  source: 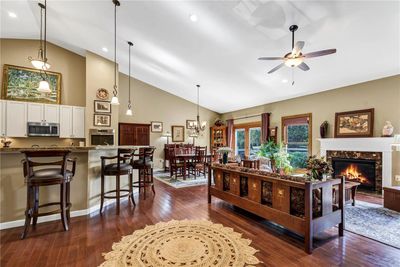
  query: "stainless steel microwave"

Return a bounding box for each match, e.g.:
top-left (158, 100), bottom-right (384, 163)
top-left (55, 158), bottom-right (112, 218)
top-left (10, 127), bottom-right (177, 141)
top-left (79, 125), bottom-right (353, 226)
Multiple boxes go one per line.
top-left (27, 122), bottom-right (60, 137)
top-left (89, 129), bottom-right (115, 146)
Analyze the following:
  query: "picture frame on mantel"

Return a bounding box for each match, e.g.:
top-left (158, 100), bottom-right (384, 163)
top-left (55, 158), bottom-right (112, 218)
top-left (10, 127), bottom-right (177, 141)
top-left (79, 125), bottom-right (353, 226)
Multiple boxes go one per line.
top-left (2, 64), bottom-right (62, 104)
top-left (172, 125), bottom-right (185, 142)
top-left (334, 108), bottom-right (374, 138)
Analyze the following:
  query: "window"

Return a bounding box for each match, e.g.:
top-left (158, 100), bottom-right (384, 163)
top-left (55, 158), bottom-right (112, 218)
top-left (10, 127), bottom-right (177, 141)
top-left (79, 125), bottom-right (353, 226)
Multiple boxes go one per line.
top-left (233, 122), bottom-right (261, 159)
top-left (281, 113), bottom-right (312, 168)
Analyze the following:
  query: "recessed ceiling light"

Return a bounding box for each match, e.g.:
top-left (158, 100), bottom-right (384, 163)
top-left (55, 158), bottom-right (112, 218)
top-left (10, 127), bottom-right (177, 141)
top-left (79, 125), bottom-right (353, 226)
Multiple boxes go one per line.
top-left (189, 14), bottom-right (198, 22)
top-left (8, 12), bottom-right (17, 18)
top-left (102, 47), bottom-right (108, 52)
top-left (282, 79), bottom-right (288, 83)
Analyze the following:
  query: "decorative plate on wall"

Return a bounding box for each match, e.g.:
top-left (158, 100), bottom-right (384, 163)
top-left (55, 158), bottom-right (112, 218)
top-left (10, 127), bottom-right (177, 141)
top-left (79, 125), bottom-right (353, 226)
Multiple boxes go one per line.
top-left (96, 88), bottom-right (109, 100)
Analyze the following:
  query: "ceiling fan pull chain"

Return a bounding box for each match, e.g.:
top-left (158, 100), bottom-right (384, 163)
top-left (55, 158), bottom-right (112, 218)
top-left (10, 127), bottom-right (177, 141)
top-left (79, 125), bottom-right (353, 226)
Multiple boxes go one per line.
top-left (291, 69), bottom-right (295, 86)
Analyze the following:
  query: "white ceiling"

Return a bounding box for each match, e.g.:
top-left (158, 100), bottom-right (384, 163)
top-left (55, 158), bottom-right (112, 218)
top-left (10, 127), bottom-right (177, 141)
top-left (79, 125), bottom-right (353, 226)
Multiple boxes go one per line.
top-left (1, 0), bottom-right (399, 113)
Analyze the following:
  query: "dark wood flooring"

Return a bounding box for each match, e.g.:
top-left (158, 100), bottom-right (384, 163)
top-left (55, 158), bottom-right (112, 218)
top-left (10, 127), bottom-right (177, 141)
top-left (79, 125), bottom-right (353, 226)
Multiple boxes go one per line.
top-left (1, 180), bottom-right (399, 267)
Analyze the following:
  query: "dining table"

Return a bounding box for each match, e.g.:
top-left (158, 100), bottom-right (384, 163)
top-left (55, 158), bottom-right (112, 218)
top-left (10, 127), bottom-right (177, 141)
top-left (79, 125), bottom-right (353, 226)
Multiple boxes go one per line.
top-left (173, 153), bottom-right (212, 180)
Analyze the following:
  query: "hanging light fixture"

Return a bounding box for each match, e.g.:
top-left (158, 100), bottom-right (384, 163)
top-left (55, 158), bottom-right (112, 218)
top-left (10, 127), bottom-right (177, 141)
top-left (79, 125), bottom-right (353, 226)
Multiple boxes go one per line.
top-left (126, 41), bottom-right (134, 116)
top-left (192, 85), bottom-right (207, 135)
top-left (110, 0), bottom-right (120, 105)
top-left (29, 0), bottom-right (51, 70)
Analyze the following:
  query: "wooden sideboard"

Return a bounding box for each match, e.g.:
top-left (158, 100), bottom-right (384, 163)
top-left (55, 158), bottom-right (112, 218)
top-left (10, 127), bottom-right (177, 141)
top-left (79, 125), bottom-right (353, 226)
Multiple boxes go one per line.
top-left (208, 164), bottom-right (345, 254)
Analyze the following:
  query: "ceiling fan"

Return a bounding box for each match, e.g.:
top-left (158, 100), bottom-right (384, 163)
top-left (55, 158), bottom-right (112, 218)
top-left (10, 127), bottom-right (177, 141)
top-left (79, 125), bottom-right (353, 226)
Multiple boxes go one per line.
top-left (258, 25), bottom-right (337, 74)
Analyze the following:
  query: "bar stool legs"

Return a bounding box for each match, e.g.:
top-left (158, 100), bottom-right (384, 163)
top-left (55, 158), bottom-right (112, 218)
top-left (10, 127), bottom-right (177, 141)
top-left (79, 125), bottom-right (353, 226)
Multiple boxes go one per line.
top-left (60, 182), bottom-right (69, 231)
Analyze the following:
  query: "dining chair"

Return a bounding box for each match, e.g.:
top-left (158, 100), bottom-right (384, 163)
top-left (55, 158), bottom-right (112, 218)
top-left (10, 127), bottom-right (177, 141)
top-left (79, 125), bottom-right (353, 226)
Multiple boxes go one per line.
top-left (169, 147), bottom-right (184, 179)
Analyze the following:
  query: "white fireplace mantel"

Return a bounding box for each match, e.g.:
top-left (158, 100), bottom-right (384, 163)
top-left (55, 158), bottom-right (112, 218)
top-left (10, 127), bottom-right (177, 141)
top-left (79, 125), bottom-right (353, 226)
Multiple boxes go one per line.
top-left (318, 137), bottom-right (395, 188)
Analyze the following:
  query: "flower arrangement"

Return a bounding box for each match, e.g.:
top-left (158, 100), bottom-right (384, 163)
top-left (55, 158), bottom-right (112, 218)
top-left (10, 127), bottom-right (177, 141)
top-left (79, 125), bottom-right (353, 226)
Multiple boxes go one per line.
top-left (306, 155), bottom-right (333, 181)
top-left (217, 147), bottom-right (232, 164)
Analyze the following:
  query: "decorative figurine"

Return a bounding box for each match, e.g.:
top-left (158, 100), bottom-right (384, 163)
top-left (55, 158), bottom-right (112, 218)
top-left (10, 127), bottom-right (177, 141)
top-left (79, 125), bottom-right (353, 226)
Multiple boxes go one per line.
top-left (1, 136), bottom-right (12, 148)
top-left (320, 121), bottom-right (328, 138)
top-left (382, 121), bottom-right (394, 137)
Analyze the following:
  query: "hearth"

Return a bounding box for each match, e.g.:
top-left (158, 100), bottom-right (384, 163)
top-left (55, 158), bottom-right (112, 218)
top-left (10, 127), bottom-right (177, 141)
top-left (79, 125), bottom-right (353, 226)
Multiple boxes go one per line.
top-left (332, 158), bottom-right (376, 191)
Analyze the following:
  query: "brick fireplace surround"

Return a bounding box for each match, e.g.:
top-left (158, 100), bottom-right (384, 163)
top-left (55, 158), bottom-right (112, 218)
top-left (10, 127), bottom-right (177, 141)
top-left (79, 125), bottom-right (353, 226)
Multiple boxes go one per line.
top-left (319, 137), bottom-right (395, 193)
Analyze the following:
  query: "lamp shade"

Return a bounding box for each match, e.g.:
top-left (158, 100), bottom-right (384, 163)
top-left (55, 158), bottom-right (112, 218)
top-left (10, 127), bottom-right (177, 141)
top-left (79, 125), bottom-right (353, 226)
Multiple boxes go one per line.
top-left (31, 59), bottom-right (51, 70)
top-left (38, 80), bottom-right (51, 93)
top-left (162, 132), bottom-right (172, 137)
top-left (126, 108), bottom-right (132, 116)
top-left (284, 57), bottom-right (303, 67)
top-left (110, 96), bottom-right (120, 105)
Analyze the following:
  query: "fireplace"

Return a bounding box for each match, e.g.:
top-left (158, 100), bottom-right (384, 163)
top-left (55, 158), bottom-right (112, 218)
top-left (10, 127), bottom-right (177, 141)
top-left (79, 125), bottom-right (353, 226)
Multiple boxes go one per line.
top-left (332, 158), bottom-right (376, 190)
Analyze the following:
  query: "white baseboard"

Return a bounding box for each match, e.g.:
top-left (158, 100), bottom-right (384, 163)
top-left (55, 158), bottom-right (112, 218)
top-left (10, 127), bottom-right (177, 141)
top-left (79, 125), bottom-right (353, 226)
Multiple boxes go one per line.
top-left (0, 199), bottom-right (115, 230)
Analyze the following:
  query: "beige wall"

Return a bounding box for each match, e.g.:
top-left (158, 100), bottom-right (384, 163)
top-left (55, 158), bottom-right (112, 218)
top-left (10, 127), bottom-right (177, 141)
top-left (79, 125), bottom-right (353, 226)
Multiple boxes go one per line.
top-left (85, 52), bottom-right (119, 145)
top-left (221, 75), bottom-right (400, 185)
top-left (118, 73), bottom-right (219, 169)
top-left (0, 39), bottom-right (86, 106)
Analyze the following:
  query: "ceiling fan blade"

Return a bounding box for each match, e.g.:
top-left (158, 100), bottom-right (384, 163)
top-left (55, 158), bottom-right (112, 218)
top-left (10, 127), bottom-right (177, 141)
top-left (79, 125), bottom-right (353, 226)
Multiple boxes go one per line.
top-left (291, 41), bottom-right (305, 57)
top-left (303, 49), bottom-right (337, 58)
top-left (298, 62), bottom-right (310, 71)
top-left (258, 57), bottom-right (284, 60)
top-left (267, 63), bottom-right (285, 74)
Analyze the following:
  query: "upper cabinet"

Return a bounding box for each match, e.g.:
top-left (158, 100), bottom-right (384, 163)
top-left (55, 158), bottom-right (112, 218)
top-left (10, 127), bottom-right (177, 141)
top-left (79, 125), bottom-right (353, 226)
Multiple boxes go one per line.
top-left (27, 103), bottom-right (60, 123)
top-left (59, 105), bottom-right (85, 138)
top-left (0, 100), bottom-right (6, 136)
top-left (6, 101), bottom-right (27, 137)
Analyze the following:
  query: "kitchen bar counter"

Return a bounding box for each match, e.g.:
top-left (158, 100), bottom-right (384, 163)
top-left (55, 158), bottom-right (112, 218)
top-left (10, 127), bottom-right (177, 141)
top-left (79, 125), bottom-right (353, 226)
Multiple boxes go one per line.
top-left (0, 146), bottom-right (148, 227)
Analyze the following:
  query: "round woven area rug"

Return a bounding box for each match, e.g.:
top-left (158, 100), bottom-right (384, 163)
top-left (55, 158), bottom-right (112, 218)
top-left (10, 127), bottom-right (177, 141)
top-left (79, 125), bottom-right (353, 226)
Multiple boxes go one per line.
top-left (99, 219), bottom-right (261, 266)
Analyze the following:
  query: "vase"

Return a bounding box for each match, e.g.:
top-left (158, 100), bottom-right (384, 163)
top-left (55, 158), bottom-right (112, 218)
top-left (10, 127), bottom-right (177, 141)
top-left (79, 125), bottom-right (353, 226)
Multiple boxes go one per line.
top-left (320, 121), bottom-right (328, 138)
top-left (222, 153), bottom-right (228, 164)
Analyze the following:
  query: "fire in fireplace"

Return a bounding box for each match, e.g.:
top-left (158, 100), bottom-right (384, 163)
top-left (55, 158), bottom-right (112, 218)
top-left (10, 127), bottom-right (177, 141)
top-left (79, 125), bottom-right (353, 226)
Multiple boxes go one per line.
top-left (332, 158), bottom-right (376, 191)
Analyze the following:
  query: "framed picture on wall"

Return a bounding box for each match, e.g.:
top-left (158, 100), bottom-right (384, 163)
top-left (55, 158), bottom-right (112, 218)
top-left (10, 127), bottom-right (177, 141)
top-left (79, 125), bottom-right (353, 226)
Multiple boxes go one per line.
top-left (94, 114), bottom-right (111, 127)
top-left (2, 64), bottom-right (62, 104)
top-left (94, 100), bottom-right (111, 113)
top-left (151, 121), bottom-right (163, 133)
top-left (172, 125), bottom-right (185, 142)
top-left (334, 108), bottom-right (374, 138)
top-left (186, 120), bottom-right (196, 129)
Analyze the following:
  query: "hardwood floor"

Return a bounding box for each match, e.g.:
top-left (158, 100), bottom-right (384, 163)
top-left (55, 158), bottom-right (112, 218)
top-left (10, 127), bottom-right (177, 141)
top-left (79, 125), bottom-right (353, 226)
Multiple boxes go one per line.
top-left (1, 180), bottom-right (399, 267)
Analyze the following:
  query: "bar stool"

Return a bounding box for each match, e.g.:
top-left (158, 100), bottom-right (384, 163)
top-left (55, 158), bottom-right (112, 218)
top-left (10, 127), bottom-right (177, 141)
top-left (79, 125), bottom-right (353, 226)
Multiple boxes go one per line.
top-left (132, 147), bottom-right (156, 200)
top-left (20, 150), bottom-right (76, 239)
top-left (100, 149), bottom-right (136, 214)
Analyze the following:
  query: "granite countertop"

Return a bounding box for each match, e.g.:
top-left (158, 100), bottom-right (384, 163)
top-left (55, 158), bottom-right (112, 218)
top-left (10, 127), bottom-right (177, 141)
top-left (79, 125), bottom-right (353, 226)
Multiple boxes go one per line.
top-left (0, 145), bottom-right (146, 153)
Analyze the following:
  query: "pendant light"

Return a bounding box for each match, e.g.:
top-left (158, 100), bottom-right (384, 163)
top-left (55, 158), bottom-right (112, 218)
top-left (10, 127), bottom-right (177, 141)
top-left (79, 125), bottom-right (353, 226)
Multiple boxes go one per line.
top-left (29, 0), bottom-right (51, 70)
top-left (110, 0), bottom-right (120, 105)
top-left (126, 41), bottom-right (133, 116)
top-left (193, 85), bottom-right (207, 135)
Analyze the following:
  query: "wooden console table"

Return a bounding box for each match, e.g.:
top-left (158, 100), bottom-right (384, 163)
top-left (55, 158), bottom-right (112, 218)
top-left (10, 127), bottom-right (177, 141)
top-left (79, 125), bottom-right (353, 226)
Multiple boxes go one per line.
top-left (208, 164), bottom-right (345, 254)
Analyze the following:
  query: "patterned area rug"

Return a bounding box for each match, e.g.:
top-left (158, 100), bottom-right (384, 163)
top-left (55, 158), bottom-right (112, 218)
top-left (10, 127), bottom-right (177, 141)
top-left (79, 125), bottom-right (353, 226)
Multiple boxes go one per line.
top-left (345, 201), bottom-right (400, 248)
top-left (100, 220), bottom-right (260, 267)
top-left (154, 170), bottom-right (207, 188)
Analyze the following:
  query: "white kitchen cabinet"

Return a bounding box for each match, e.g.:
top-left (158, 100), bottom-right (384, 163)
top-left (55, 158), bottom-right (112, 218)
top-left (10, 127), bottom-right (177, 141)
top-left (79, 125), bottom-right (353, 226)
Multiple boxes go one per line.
top-left (27, 103), bottom-right (60, 124)
top-left (59, 105), bottom-right (85, 138)
top-left (72, 106), bottom-right (85, 138)
top-left (59, 106), bottom-right (73, 138)
top-left (0, 100), bottom-right (6, 136)
top-left (44, 104), bottom-right (60, 123)
top-left (6, 101), bottom-right (27, 137)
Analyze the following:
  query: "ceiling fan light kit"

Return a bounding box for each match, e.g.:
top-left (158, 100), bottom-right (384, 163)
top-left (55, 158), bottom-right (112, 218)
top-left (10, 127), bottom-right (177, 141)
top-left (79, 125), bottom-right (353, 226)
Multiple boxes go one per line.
top-left (258, 24), bottom-right (337, 75)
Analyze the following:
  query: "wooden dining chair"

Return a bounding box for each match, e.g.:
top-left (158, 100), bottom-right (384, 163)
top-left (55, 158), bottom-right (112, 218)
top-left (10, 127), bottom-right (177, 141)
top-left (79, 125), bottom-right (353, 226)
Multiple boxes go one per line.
top-left (169, 147), bottom-right (184, 179)
top-left (191, 146), bottom-right (207, 179)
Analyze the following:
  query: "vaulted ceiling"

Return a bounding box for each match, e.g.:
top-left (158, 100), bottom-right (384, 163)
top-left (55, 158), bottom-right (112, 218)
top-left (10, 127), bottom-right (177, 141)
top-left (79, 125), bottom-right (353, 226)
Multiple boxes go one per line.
top-left (1, 0), bottom-right (399, 113)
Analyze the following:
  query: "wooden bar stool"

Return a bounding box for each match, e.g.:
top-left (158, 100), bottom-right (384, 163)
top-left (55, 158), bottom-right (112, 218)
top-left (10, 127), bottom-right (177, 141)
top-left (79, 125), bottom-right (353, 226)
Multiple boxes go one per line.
top-left (132, 147), bottom-right (156, 200)
top-left (100, 149), bottom-right (136, 214)
top-left (20, 150), bottom-right (76, 239)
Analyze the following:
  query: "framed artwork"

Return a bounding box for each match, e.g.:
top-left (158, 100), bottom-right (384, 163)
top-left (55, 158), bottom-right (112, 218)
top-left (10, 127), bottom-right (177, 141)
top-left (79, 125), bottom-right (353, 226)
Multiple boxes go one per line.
top-left (151, 121), bottom-right (163, 133)
top-left (172, 125), bottom-right (185, 142)
top-left (94, 100), bottom-right (111, 113)
top-left (94, 114), bottom-right (111, 127)
top-left (334, 108), bottom-right (374, 138)
top-left (186, 120), bottom-right (196, 129)
top-left (2, 64), bottom-right (62, 104)
top-left (96, 88), bottom-right (109, 100)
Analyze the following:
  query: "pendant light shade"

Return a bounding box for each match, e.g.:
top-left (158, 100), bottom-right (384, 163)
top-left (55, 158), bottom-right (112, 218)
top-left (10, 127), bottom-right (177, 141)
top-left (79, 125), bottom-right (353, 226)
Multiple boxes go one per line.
top-left (110, 0), bottom-right (120, 105)
top-left (29, 1), bottom-right (51, 70)
top-left (126, 41), bottom-right (133, 116)
top-left (38, 80), bottom-right (51, 93)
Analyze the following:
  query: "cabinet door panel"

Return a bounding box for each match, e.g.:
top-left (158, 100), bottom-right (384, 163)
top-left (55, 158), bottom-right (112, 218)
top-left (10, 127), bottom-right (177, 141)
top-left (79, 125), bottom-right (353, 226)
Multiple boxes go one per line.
top-left (60, 106), bottom-right (73, 138)
top-left (72, 107), bottom-right (85, 138)
top-left (44, 104), bottom-right (60, 123)
top-left (6, 101), bottom-right (27, 137)
top-left (27, 103), bottom-right (44, 123)
top-left (118, 123), bottom-right (150, 145)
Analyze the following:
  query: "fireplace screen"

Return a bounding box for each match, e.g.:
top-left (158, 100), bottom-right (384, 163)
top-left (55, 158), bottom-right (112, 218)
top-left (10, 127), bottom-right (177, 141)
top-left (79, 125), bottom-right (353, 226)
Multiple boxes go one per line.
top-left (332, 158), bottom-right (376, 190)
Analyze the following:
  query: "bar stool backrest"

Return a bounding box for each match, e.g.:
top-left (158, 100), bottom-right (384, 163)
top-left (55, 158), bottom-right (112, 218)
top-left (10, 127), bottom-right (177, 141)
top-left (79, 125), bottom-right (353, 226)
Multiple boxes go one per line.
top-left (21, 150), bottom-right (71, 179)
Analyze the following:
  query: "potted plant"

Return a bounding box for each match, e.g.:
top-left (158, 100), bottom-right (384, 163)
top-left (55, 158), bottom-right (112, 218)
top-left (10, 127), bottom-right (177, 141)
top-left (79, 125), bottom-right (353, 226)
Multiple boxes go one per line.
top-left (257, 139), bottom-right (279, 171)
top-left (306, 156), bottom-right (333, 181)
top-left (217, 147), bottom-right (232, 164)
top-left (273, 142), bottom-right (293, 175)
